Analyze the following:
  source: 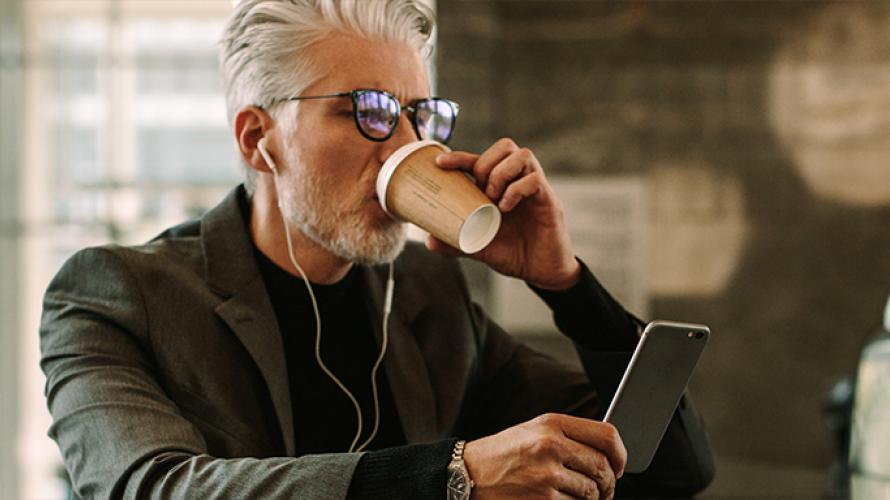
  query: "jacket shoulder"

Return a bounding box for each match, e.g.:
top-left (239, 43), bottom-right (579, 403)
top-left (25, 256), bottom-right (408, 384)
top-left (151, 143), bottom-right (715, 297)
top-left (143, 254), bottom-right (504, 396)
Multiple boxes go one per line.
top-left (53, 218), bottom-right (205, 289)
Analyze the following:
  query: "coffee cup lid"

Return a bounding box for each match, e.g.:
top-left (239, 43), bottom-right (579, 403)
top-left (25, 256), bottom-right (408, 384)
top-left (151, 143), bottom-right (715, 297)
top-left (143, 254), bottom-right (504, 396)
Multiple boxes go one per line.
top-left (376, 140), bottom-right (451, 217)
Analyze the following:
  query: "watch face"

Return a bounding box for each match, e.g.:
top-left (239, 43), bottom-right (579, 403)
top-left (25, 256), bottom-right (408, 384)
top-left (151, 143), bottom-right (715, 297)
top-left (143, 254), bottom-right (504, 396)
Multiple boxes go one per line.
top-left (448, 467), bottom-right (470, 500)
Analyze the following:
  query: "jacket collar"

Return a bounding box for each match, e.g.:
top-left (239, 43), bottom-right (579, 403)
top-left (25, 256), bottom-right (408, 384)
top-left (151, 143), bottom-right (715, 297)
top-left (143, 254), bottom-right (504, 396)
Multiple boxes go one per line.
top-left (360, 263), bottom-right (438, 443)
top-left (201, 185), bottom-right (258, 297)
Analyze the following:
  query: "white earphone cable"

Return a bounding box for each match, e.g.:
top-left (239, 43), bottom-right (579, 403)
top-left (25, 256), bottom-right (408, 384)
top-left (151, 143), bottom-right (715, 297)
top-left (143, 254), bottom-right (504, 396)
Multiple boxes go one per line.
top-left (355, 262), bottom-right (393, 452)
top-left (259, 138), bottom-right (392, 454)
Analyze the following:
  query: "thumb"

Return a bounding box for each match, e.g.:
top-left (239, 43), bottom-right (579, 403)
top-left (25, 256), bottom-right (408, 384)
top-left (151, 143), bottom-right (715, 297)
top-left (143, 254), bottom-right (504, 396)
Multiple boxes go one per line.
top-left (425, 235), bottom-right (463, 257)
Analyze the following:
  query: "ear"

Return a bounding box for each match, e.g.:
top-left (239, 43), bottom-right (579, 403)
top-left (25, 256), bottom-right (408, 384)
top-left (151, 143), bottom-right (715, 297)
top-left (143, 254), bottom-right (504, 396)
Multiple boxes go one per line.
top-left (235, 106), bottom-right (276, 174)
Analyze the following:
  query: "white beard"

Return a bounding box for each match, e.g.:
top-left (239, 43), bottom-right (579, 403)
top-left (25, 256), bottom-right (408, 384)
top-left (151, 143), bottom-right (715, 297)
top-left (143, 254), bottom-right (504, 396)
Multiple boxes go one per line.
top-left (276, 158), bottom-right (407, 266)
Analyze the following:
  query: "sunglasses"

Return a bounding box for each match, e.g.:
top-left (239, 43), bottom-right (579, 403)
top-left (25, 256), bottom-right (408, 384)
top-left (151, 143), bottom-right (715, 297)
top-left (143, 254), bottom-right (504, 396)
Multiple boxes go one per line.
top-left (269, 89), bottom-right (460, 144)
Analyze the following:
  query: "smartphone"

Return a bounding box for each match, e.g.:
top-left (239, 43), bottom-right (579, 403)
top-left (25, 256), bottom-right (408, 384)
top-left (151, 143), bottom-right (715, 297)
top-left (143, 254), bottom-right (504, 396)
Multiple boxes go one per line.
top-left (603, 320), bottom-right (710, 473)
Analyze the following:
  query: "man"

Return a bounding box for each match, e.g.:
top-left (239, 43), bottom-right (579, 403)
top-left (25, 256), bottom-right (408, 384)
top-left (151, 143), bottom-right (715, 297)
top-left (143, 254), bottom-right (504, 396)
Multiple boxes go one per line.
top-left (40, 1), bottom-right (714, 498)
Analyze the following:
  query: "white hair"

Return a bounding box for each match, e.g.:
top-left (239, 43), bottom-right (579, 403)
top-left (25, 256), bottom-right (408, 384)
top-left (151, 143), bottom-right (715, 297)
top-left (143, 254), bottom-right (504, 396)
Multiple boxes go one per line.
top-left (219, 0), bottom-right (436, 193)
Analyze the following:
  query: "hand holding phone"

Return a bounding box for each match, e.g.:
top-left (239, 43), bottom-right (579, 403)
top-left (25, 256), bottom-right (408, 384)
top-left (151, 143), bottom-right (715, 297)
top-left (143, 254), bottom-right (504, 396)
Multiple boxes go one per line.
top-left (603, 320), bottom-right (710, 473)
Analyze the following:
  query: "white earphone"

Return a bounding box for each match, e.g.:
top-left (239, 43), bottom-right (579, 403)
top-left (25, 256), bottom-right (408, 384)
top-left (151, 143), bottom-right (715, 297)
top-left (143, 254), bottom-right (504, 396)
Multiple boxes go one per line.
top-left (257, 137), bottom-right (394, 453)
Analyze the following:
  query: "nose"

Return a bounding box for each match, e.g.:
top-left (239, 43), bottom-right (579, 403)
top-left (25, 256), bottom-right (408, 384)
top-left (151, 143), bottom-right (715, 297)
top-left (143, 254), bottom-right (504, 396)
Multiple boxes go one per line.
top-left (376, 109), bottom-right (420, 163)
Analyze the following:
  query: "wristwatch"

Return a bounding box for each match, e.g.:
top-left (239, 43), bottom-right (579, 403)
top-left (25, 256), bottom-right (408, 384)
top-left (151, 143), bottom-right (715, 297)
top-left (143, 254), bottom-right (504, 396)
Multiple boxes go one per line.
top-left (447, 439), bottom-right (474, 500)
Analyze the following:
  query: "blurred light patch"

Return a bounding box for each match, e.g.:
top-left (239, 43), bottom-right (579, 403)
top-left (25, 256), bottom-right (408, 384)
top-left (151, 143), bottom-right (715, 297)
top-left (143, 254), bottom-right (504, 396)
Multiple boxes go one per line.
top-left (770, 2), bottom-right (890, 207)
top-left (648, 162), bottom-right (749, 297)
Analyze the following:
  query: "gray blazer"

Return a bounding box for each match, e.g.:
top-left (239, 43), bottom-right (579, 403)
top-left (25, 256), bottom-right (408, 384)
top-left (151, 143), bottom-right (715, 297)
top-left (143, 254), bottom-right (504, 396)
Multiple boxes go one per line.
top-left (41, 186), bottom-right (713, 499)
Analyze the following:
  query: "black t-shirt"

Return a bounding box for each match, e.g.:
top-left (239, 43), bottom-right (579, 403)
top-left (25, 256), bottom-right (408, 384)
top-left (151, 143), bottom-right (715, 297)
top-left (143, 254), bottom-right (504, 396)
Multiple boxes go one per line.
top-left (253, 248), bottom-right (406, 455)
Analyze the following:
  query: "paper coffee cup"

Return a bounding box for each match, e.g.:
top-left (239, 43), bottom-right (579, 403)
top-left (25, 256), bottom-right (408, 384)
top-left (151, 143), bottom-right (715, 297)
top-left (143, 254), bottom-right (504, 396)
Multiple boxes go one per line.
top-left (376, 140), bottom-right (501, 254)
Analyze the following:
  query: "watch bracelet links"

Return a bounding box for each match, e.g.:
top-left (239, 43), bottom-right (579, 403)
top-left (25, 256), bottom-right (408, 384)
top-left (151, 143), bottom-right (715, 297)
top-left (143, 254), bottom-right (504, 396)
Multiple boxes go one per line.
top-left (452, 440), bottom-right (475, 487)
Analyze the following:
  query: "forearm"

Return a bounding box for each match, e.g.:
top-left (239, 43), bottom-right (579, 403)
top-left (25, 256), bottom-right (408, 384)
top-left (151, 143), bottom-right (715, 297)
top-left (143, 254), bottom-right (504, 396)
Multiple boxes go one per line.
top-left (529, 258), bottom-right (641, 406)
top-left (114, 451), bottom-right (360, 500)
top-left (346, 440), bottom-right (455, 500)
top-left (529, 258), bottom-right (641, 353)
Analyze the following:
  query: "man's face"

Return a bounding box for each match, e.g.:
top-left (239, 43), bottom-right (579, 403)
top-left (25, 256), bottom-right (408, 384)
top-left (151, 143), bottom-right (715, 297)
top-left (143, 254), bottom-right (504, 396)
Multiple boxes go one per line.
top-left (273, 31), bottom-right (429, 265)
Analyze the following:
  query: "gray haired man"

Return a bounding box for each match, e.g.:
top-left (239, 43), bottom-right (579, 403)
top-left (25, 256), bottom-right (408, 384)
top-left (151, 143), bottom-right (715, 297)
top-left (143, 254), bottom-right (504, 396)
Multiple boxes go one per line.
top-left (40, 1), bottom-right (714, 498)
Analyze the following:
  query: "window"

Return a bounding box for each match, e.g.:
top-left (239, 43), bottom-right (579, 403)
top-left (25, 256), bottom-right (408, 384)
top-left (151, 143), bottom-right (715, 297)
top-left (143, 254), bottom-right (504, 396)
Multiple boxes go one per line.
top-left (19, 1), bottom-right (237, 498)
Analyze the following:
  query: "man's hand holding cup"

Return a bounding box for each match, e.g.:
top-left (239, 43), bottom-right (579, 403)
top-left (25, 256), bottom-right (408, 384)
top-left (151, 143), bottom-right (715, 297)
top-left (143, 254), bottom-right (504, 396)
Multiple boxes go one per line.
top-left (430, 138), bottom-right (581, 291)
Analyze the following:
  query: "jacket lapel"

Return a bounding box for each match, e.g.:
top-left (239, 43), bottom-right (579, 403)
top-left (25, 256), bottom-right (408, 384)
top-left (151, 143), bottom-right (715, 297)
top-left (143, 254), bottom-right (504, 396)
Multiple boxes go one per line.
top-left (360, 264), bottom-right (440, 443)
top-left (201, 187), bottom-right (296, 456)
top-left (199, 186), bottom-right (441, 452)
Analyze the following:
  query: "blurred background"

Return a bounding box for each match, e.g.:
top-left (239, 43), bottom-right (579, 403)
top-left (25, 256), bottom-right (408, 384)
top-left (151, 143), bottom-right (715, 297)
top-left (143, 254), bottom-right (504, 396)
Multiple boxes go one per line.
top-left (1, 1), bottom-right (889, 498)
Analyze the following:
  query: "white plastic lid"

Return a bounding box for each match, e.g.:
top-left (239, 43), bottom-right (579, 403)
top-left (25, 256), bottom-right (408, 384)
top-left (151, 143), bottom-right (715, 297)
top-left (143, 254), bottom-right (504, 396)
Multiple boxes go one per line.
top-left (376, 140), bottom-right (450, 217)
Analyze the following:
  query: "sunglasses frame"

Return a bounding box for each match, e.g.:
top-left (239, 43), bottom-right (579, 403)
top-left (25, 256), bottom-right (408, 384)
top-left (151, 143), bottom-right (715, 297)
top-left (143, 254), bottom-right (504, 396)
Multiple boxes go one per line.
top-left (268, 89), bottom-right (460, 144)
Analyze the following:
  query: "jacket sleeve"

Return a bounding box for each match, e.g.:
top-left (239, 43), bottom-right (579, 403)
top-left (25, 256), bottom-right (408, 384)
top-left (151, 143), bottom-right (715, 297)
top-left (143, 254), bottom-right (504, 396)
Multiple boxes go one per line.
top-left (463, 259), bottom-right (715, 497)
top-left (40, 247), bottom-right (360, 499)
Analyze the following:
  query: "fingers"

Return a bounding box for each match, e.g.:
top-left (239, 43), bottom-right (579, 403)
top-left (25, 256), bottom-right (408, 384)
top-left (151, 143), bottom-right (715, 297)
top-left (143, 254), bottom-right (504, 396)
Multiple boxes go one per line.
top-left (471, 138), bottom-right (526, 190)
top-left (555, 466), bottom-right (601, 500)
top-left (485, 149), bottom-right (533, 200)
top-left (551, 414), bottom-right (628, 479)
top-left (527, 435), bottom-right (614, 500)
top-left (526, 415), bottom-right (621, 499)
top-left (551, 493), bottom-right (579, 500)
top-left (498, 170), bottom-right (545, 212)
top-left (436, 139), bottom-right (545, 209)
top-left (435, 150), bottom-right (479, 172)
top-left (435, 138), bottom-right (517, 187)
top-left (562, 440), bottom-right (616, 499)
top-left (544, 459), bottom-right (604, 499)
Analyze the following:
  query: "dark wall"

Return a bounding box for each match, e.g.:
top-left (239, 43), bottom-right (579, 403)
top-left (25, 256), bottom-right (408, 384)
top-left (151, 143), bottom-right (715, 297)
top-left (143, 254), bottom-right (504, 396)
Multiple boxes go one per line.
top-left (436, 0), bottom-right (890, 472)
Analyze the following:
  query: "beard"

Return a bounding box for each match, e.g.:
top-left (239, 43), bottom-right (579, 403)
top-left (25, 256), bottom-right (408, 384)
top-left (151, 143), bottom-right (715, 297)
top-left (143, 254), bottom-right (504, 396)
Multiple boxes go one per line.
top-left (276, 159), bottom-right (407, 266)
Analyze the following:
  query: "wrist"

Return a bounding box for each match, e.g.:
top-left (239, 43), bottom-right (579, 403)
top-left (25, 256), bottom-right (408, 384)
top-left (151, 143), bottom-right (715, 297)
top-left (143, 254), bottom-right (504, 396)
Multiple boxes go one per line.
top-left (447, 439), bottom-right (475, 500)
top-left (528, 257), bottom-right (581, 291)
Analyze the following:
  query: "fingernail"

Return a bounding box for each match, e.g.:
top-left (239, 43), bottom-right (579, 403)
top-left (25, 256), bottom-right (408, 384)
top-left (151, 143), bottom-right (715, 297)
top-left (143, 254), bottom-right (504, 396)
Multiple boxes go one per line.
top-left (435, 154), bottom-right (445, 165)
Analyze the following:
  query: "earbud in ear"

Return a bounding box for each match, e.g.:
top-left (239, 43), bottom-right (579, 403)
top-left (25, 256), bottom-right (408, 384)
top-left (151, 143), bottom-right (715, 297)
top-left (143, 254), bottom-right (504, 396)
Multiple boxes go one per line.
top-left (257, 137), bottom-right (278, 175)
top-left (257, 138), bottom-right (284, 209)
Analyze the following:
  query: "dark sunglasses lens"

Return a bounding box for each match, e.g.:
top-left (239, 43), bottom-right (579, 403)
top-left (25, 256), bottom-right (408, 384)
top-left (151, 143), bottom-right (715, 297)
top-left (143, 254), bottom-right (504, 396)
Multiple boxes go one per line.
top-left (354, 91), bottom-right (399, 139)
top-left (415, 99), bottom-right (456, 143)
